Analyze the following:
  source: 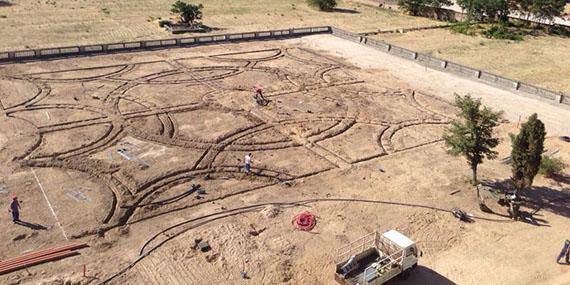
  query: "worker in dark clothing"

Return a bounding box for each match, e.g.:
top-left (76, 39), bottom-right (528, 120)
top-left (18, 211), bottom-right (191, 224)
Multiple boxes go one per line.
top-left (9, 196), bottom-right (21, 223)
top-left (253, 86), bottom-right (268, 106)
top-left (557, 239), bottom-right (570, 264)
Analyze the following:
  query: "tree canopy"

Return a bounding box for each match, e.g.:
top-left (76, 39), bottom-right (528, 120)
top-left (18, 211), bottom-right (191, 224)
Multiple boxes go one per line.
top-left (306, 0), bottom-right (337, 11)
top-left (457, 0), bottom-right (566, 23)
top-left (510, 113), bottom-right (546, 193)
top-left (399, 0), bottom-right (453, 16)
top-left (443, 94), bottom-right (502, 185)
top-left (171, 1), bottom-right (204, 25)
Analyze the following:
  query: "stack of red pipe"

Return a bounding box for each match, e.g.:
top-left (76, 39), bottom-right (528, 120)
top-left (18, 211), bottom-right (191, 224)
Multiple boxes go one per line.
top-left (0, 243), bottom-right (88, 275)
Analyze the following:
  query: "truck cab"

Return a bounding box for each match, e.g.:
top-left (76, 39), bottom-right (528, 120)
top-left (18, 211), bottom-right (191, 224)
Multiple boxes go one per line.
top-left (382, 230), bottom-right (418, 272)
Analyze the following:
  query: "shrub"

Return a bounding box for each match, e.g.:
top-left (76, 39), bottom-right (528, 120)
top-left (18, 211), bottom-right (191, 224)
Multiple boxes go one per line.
top-left (171, 1), bottom-right (203, 25)
top-left (450, 22), bottom-right (477, 36)
top-left (306, 0), bottom-right (337, 11)
top-left (539, 156), bottom-right (567, 178)
top-left (482, 22), bottom-right (524, 40)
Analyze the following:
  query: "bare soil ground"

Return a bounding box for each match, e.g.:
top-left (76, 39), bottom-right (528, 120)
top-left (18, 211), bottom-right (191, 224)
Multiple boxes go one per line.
top-left (0, 35), bottom-right (569, 285)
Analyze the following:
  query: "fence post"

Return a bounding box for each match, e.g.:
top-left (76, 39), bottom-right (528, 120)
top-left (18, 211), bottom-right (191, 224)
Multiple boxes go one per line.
top-left (386, 44), bottom-right (391, 51)
top-left (513, 81), bottom-right (520, 90)
top-left (557, 93), bottom-right (564, 103)
top-left (441, 61), bottom-right (447, 68)
top-left (412, 52), bottom-right (417, 59)
top-left (475, 70), bottom-right (481, 78)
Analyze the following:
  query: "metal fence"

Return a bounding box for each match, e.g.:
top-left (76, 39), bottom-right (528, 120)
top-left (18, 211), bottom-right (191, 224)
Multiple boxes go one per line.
top-left (0, 26), bottom-right (331, 63)
top-left (329, 27), bottom-right (568, 107)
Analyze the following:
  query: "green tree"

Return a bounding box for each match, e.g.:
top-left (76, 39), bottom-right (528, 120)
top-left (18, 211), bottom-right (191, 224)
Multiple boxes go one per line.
top-left (398, 0), bottom-right (452, 17)
top-left (398, 0), bottom-right (426, 16)
top-left (510, 113), bottom-right (546, 193)
top-left (171, 1), bottom-right (204, 25)
top-left (457, 0), bottom-right (509, 22)
top-left (443, 95), bottom-right (502, 186)
top-left (530, 0), bottom-right (566, 24)
top-left (306, 0), bottom-right (337, 11)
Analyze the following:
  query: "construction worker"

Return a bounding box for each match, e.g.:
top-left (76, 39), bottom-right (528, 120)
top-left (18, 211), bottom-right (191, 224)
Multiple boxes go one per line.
top-left (244, 153), bottom-right (252, 175)
top-left (253, 86), bottom-right (267, 106)
top-left (557, 239), bottom-right (570, 264)
top-left (9, 196), bottom-right (21, 223)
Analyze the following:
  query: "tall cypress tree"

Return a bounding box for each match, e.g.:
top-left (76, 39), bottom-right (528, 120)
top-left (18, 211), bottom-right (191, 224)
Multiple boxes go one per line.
top-left (510, 113), bottom-right (546, 194)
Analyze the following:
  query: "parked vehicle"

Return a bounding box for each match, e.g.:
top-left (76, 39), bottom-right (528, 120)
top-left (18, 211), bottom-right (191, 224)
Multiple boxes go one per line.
top-left (334, 230), bottom-right (419, 285)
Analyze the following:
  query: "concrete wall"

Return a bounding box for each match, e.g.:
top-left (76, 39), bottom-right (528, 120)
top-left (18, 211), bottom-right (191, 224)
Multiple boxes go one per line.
top-left (0, 26), bottom-right (331, 64)
top-left (329, 27), bottom-right (569, 108)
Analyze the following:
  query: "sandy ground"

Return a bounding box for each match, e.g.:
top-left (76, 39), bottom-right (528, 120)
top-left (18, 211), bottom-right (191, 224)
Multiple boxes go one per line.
top-left (302, 35), bottom-right (570, 135)
top-left (0, 35), bottom-right (568, 285)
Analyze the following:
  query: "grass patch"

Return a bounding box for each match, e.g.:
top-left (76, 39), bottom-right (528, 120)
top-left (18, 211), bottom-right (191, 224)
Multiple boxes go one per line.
top-left (482, 24), bottom-right (524, 41)
top-left (450, 22), bottom-right (478, 36)
top-left (539, 156), bottom-right (567, 178)
top-left (450, 21), bottom-right (523, 41)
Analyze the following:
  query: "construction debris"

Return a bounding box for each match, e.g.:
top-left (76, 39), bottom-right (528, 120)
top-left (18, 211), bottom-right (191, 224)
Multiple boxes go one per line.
top-left (0, 244), bottom-right (88, 275)
top-left (260, 205), bottom-right (280, 219)
top-left (451, 207), bottom-right (474, 223)
top-left (197, 241), bottom-right (211, 252)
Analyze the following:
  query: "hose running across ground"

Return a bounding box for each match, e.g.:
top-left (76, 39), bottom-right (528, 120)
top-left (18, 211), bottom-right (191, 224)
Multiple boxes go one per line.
top-left (98, 197), bottom-right (512, 284)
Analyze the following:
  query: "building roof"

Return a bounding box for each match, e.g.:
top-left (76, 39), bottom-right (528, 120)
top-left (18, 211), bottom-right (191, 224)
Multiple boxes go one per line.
top-left (382, 230), bottom-right (415, 248)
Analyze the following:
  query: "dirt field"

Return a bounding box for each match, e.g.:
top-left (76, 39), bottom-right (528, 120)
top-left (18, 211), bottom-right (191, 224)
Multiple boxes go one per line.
top-left (371, 28), bottom-right (570, 94)
top-left (0, 35), bottom-right (569, 285)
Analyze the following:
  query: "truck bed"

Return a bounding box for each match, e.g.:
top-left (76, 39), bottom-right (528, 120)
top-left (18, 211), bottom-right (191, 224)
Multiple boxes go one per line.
top-left (336, 250), bottom-right (402, 285)
top-left (344, 251), bottom-right (380, 284)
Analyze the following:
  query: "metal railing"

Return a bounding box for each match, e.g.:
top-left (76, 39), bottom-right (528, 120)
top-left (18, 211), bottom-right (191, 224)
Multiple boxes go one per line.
top-left (336, 231), bottom-right (379, 263)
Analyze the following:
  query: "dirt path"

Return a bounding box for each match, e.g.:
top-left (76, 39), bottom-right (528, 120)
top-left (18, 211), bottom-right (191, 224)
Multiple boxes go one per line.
top-left (301, 35), bottom-right (570, 136)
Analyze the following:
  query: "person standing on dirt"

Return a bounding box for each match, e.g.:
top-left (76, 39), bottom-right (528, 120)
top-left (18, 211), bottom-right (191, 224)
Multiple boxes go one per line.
top-left (244, 153), bottom-right (252, 175)
top-left (254, 86), bottom-right (267, 105)
top-left (9, 196), bottom-right (21, 223)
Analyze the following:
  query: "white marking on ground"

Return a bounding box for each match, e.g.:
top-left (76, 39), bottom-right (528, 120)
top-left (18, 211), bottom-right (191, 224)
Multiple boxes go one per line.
top-left (31, 168), bottom-right (69, 240)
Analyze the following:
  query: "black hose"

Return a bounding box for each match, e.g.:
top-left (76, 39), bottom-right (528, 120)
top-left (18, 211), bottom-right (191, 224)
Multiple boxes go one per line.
top-left (98, 197), bottom-right (510, 284)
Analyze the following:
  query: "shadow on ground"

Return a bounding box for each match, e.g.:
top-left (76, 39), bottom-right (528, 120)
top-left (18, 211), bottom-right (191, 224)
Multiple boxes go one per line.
top-left (478, 178), bottom-right (570, 225)
top-left (330, 8), bottom-right (360, 14)
top-left (552, 173), bottom-right (570, 185)
top-left (523, 185), bottom-right (570, 219)
top-left (391, 266), bottom-right (457, 285)
top-left (0, 1), bottom-right (12, 7)
top-left (15, 220), bottom-right (48, 230)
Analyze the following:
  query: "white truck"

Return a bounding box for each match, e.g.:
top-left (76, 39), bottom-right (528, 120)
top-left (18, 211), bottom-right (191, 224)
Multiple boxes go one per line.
top-left (334, 230), bottom-right (419, 285)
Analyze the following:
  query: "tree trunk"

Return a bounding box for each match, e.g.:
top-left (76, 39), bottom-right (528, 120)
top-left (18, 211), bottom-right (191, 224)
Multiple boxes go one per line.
top-left (471, 165), bottom-right (478, 186)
